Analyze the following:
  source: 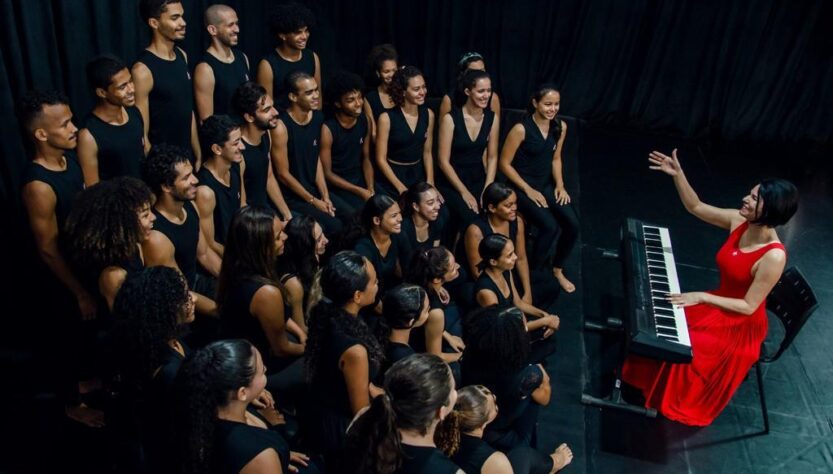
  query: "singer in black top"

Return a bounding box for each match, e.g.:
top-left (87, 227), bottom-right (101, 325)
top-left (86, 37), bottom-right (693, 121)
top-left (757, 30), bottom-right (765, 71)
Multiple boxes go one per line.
top-left (500, 85), bottom-right (580, 294)
top-left (273, 72), bottom-right (347, 237)
top-left (437, 70), bottom-right (499, 226)
top-left (232, 81), bottom-right (293, 219)
top-left (363, 44), bottom-right (398, 140)
top-left (196, 116), bottom-right (246, 254)
top-left (256, 3), bottom-right (320, 110)
top-left (376, 66), bottom-right (436, 198)
top-left (134, 1), bottom-right (199, 164)
top-left (194, 5), bottom-right (250, 121)
top-left (78, 55), bottom-right (145, 185)
top-left (321, 71), bottom-right (375, 214)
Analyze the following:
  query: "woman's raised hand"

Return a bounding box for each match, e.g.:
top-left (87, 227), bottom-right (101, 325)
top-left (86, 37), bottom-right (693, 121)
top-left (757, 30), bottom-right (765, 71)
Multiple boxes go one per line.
top-left (648, 148), bottom-right (682, 177)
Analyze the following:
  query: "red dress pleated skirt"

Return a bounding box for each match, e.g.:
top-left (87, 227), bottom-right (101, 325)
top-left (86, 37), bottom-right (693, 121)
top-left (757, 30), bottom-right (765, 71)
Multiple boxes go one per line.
top-left (622, 222), bottom-right (785, 426)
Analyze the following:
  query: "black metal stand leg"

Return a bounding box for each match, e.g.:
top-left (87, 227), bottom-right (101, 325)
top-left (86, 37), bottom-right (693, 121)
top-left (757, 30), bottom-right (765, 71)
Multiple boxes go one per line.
top-left (755, 363), bottom-right (770, 434)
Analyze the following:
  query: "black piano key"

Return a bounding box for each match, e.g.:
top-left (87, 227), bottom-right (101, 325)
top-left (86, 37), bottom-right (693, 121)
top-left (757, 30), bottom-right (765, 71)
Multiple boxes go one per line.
top-left (655, 308), bottom-right (676, 317)
top-left (659, 334), bottom-right (680, 342)
top-left (651, 282), bottom-right (670, 292)
top-left (648, 266), bottom-right (668, 277)
top-left (655, 316), bottom-right (677, 326)
top-left (645, 238), bottom-right (663, 247)
top-left (656, 327), bottom-right (678, 337)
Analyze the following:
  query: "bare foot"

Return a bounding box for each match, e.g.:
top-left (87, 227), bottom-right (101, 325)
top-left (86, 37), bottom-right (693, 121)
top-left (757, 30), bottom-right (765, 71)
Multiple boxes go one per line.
top-left (553, 269), bottom-right (576, 293)
top-left (65, 403), bottom-right (105, 428)
top-left (549, 443), bottom-right (573, 473)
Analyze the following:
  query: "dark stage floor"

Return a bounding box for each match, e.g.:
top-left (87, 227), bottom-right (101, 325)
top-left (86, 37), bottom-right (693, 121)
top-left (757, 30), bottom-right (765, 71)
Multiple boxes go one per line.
top-left (538, 125), bottom-right (833, 474)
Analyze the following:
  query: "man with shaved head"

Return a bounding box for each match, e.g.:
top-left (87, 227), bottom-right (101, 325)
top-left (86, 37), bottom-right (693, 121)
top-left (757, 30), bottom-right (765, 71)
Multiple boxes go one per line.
top-left (194, 4), bottom-right (250, 121)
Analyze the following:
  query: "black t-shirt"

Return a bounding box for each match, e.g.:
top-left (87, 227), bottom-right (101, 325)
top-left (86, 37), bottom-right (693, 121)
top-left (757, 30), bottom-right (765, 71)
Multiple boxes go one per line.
top-left (354, 235), bottom-right (403, 299)
top-left (135, 48), bottom-right (193, 151)
top-left (281, 110), bottom-right (324, 200)
top-left (324, 115), bottom-right (368, 185)
top-left (151, 203), bottom-right (200, 288)
top-left (83, 106), bottom-right (144, 180)
top-left (451, 434), bottom-right (497, 474)
top-left (198, 49), bottom-right (250, 116)
top-left (384, 106), bottom-right (429, 165)
top-left (21, 153), bottom-right (84, 231)
top-left (213, 419), bottom-right (290, 474)
top-left (196, 162), bottom-right (242, 246)
top-left (262, 49), bottom-right (316, 110)
top-left (241, 135), bottom-right (271, 208)
top-left (398, 444), bottom-right (460, 474)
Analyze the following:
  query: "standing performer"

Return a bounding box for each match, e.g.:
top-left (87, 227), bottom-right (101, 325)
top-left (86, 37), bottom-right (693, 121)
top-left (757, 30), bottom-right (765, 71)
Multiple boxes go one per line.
top-left (194, 4), bottom-right (250, 121)
top-left (438, 52), bottom-right (501, 119)
top-left (256, 2), bottom-right (320, 110)
top-left (437, 69), bottom-right (499, 226)
top-left (500, 84), bottom-right (579, 293)
top-left (363, 44), bottom-right (398, 141)
top-left (375, 66), bottom-right (435, 197)
top-left (133, 0), bottom-right (201, 165)
top-left (623, 150), bottom-right (798, 426)
top-left (78, 55), bottom-right (145, 185)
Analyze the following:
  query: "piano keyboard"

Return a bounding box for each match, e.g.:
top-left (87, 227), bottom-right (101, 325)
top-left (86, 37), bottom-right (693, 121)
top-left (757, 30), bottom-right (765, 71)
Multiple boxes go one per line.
top-left (642, 225), bottom-right (691, 348)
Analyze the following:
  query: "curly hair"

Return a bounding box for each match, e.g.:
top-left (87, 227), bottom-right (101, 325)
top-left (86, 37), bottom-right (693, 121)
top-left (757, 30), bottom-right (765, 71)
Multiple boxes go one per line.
top-left (198, 114), bottom-right (239, 160)
top-left (112, 266), bottom-right (190, 383)
top-left (365, 43), bottom-right (398, 88)
top-left (231, 81), bottom-right (267, 119)
top-left (216, 206), bottom-right (279, 314)
top-left (16, 89), bottom-right (69, 135)
top-left (343, 353), bottom-right (454, 474)
top-left (389, 66), bottom-right (424, 107)
top-left (405, 246), bottom-right (451, 290)
top-left (141, 143), bottom-right (190, 195)
top-left (64, 177), bottom-right (153, 275)
top-left (305, 251), bottom-right (383, 384)
top-left (325, 70), bottom-right (365, 110)
top-left (528, 83), bottom-right (562, 137)
top-left (435, 385), bottom-right (493, 456)
top-left (269, 2), bottom-right (315, 37)
top-left (175, 339), bottom-right (257, 474)
top-left (277, 215), bottom-right (320, 292)
top-left (463, 305), bottom-right (529, 373)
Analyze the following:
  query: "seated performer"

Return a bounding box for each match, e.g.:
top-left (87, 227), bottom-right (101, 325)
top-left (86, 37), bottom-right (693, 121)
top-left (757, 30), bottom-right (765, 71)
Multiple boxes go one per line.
top-left (623, 149), bottom-right (799, 426)
top-left (363, 43), bottom-right (398, 141)
top-left (438, 51), bottom-right (502, 119)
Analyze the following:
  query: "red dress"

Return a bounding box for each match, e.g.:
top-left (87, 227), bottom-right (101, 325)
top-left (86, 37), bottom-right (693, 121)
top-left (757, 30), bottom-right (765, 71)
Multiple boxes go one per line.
top-left (622, 221), bottom-right (785, 426)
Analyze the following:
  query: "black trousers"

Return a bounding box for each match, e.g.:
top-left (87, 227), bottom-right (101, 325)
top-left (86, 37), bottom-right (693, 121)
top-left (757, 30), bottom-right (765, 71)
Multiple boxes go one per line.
top-left (515, 184), bottom-right (580, 269)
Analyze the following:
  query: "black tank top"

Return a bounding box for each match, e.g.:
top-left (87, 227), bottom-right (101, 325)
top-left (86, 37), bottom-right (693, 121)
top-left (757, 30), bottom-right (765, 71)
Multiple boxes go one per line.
top-left (83, 107), bottom-right (145, 180)
top-left (263, 49), bottom-right (315, 110)
top-left (281, 110), bottom-right (324, 199)
top-left (151, 202), bottom-right (200, 287)
top-left (220, 278), bottom-right (272, 358)
top-left (136, 49), bottom-right (193, 151)
top-left (213, 419), bottom-right (290, 474)
top-left (385, 106), bottom-right (429, 165)
top-left (21, 154), bottom-right (84, 230)
top-left (451, 434), bottom-right (497, 474)
top-left (198, 49), bottom-right (250, 116)
top-left (449, 107), bottom-right (494, 167)
top-left (475, 270), bottom-right (513, 307)
top-left (398, 444), bottom-right (460, 474)
top-left (196, 163), bottom-right (242, 246)
top-left (241, 135), bottom-right (271, 208)
top-left (472, 216), bottom-right (518, 242)
top-left (324, 115), bottom-right (368, 185)
top-left (513, 115), bottom-right (557, 188)
top-left (366, 89), bottom-right (393, 120)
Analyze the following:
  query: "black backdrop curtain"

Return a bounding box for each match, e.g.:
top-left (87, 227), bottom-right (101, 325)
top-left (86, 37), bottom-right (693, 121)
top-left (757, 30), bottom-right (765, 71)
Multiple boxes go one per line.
top-left (1, 0), bottom-right (831, 300)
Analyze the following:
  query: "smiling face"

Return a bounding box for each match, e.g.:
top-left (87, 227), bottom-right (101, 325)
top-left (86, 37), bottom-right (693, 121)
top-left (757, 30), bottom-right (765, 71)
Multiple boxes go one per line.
top-left (100, 68), bottom-right (136, 107)
top-left (739, 184), bottom-right (763, 221)
top-left (215, 127), bottom-right (244, 164)
top-left (273, 217), bottom-right (288, 255)
top-left (152, 2), bottom-right (186, 41)
top-left (279, 26), bottom-right (309, 50)
top-left (378, 60), bottom-right (398, 85)
top-left (413, 187), bottom-right (441, 222)
top-left (466, 77), bottom-right (492, 110)
top-left (237, 347), bottom-right (268, 404)
top-left (251, 94), bottom-right (279, 131)
top-left (312, 222), bottom-right (328, 257)
top-left (137, 202), bottom-right (156, 243)
top-left (357, 259), bottom-right (380, 307)
top-left (336, 90), bottom-right (364, 118)
top-left (490, 239), bottom-right (518, 271)
top-left (404, 75), bottom-right (427, 106)
top-left (168, 161), bottom-right (198, 202)
top-left (532, 90), bottom-right (560, 121)
top-left (290, 77), bottom-right (320, 111)
top-left (488, 191), bottom-right (518, 222)
top-left (211, 9), bottom-right (240, 47)
top-left (377, 203), bottom-right (403, 234)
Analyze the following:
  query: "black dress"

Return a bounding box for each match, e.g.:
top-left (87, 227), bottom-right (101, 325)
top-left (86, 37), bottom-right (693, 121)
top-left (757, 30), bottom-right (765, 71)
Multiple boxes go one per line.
top-left (451, 434), bottom-right (497, 474)
top-left (378, 106), bottom-right (429, 196)
top-left (262, 49), bottom-right (316, 110)
top-left (213, 419), bottom-right (290, 474)
top-left (198, 49), bottom-right (250, 116)
top-left (135, 48), bottom-right (193, 152)
top-left (196, 163), bottom-right (242, 246)
top-left (398, 444), bottom-right (460, 474)
top-left (82, 107), bottom-right (145, 180)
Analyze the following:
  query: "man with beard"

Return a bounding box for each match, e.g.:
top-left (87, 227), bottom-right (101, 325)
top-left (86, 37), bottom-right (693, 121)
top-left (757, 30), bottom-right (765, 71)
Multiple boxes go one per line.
top-left (257, 2), bottom-right (320, 110)
top-left (195, 115), bottom-right (246, 256)
top-left (194, 4), bottom-right (250, 121)
top-left (77, 55), bottom-right (145, 185)
top-left (141, 143), bottom-right (222, 316)
top-left (231, 81), bottom-right (292, 220)
top-left (320, 70), bottom-right (374, 214)
top-left (133, 0), bottom-right (201, 167)
top-left (19, 90), bottom-right (102, 427)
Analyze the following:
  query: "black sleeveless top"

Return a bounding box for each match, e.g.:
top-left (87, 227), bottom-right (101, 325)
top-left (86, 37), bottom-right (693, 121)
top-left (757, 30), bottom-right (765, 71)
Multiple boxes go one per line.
top-left (21, 154), bottom-right (84, 230)
top-left (324, 115), bottom-right (368, 185)
top-left (398, 213), bottom-right (448, 272)
top-left (410, 289), bottom-right (462, 353)
top-left (472, 216), bottom-right (518, 242)
top-left (151, 203), bottom-right (200, 288)
top-left (449, 107), bottom-right (494, 167)
top-left (513, 115), bottom-right (558, 188)
top-left (213, 419), bottom-right (290, 474)
top-left (475, 270), bottom-right (513, 307)
top-left (196, 163), bottom-right (242, 246)
top-left (198, 49), bottom-right (250, 116)
top-left (385, 106), bottom-right (429, 165)
top-left (221, 278), bottom-right (275, 359)
top-left (282, 110), bottom-right (324, 199)
top-left (451, 434), bottom-right (497, 474)
top-left (366, 89), bottom-right (394, 120)
top-left (398, 444), bottom-right (460, 474)
top-left (262, 49), bottom-right (315, 110)
top-left (241, 135), bottom-right (271, 208)
top-left (83, 107), bottom-right (144, 180)
top-left (355, 235), bottom-right (402, 299)
top-left (135, 48), bottom-right (193, 151)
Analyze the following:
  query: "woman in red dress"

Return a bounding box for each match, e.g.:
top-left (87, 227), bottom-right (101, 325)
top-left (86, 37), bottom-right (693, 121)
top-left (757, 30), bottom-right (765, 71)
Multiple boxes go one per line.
top-left (622, 148), bottom-right (799, 426)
